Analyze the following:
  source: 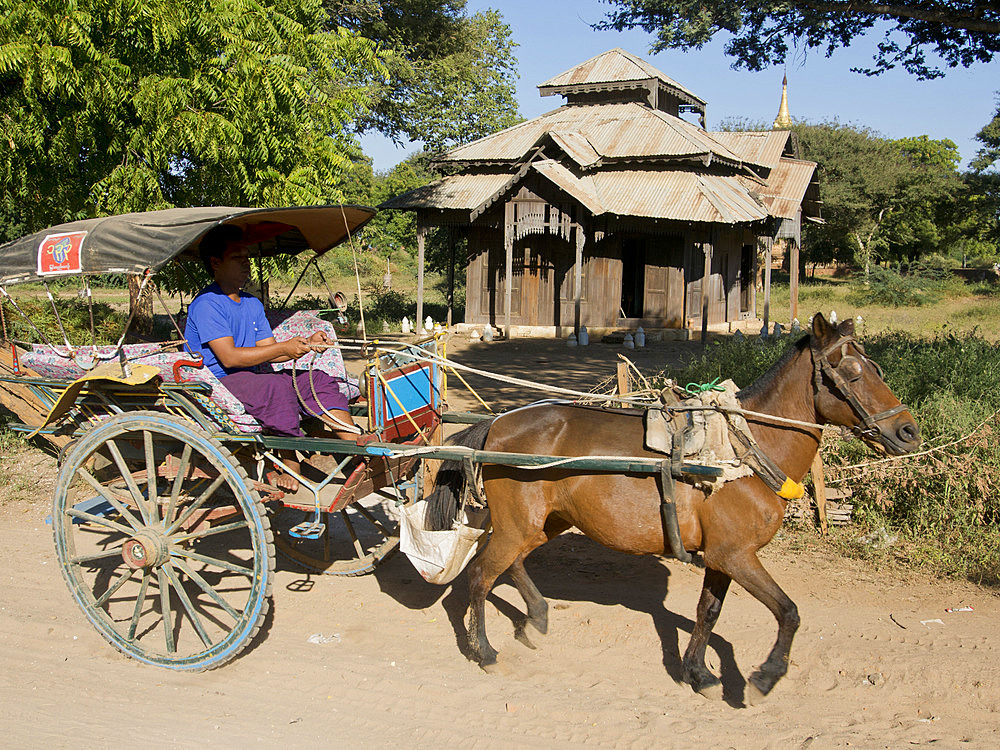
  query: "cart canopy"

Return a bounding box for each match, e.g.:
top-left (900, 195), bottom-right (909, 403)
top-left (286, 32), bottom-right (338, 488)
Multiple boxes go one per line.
top-left (0, 205), bottom-right (375, 286)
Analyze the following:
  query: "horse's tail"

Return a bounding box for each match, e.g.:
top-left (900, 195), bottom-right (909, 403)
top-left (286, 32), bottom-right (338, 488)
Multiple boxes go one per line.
top-left (425, 417), bottom-right (494, 530)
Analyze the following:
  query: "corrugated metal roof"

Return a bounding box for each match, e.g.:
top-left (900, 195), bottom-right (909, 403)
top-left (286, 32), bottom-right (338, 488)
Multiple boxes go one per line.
top-left (382, 164), bottom-right (771, 224)
top-left (739, 157), bottom-right (818, 220)
top-left (708, 131), bottom-right (792, 170)
top-left (440, 103), bottom-right (744, 165)
top-left (379, 173), bottom-right (511, 211)
top-left (547, 130), bottom-right (601, 168)
top-left (538, 48), bottom-right (705, 106)
top-left (531, 160), bottom-right (603, 214)
top-left (590, 171), bottom-right (769, 223)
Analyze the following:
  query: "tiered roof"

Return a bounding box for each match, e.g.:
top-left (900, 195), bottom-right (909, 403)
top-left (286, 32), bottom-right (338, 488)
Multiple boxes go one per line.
top-left (383, 50), bottom-right (820, 226)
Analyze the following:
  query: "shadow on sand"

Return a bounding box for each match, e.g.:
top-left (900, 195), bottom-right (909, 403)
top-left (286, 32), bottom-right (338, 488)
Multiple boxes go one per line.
top-left (374, 531), bottom-right (747, 707)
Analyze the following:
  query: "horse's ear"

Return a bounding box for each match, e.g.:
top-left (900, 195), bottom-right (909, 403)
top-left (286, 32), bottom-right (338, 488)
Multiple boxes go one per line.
top-left (838, 318), bottom-right (855, 337)
top-left (811, 312), bottom-right (835, 345)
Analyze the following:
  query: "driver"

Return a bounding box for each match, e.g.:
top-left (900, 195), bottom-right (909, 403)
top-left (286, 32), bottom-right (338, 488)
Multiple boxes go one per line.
top-left (184, 224), bottom-right (356, 492)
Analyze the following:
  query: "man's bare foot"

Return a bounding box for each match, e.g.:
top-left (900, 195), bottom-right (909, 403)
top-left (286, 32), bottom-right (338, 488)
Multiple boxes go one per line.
top-left (266, 470), bottom-right (299, 493)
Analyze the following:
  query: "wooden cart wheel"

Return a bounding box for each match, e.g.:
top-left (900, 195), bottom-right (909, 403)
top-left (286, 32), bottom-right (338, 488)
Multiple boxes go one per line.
top-left (52, 412), bottom-right (274, 671)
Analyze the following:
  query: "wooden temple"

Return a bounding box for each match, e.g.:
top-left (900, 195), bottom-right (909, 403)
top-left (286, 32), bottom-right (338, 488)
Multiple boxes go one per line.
top-left (381, 49), bottom-right (821, 337)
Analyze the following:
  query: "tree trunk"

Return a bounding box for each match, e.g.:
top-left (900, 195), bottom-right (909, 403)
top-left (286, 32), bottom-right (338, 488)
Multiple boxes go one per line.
top-left (128, 275), bottom-right (154, 338)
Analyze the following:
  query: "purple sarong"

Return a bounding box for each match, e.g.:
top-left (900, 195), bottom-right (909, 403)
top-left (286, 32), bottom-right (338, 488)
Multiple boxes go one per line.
top-left (220, 370), bottom-right (350, 437)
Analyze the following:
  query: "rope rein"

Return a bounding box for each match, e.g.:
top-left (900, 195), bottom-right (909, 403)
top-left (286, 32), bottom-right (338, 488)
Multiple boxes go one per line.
top-left (305, 340), bottom-right (831, 432)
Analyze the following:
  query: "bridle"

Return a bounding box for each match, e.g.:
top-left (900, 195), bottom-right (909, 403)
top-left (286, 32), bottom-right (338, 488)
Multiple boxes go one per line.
top-left (812, 334), bottom-right (910, 440)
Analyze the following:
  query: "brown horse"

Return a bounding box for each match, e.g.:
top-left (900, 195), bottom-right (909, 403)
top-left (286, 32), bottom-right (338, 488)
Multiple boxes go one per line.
top-left (428, 314), bottom-right (920, 701)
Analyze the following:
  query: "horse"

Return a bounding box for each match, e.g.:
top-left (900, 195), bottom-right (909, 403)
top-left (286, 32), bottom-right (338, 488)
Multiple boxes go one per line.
top-left (427, 313), bottom-right (920, 702)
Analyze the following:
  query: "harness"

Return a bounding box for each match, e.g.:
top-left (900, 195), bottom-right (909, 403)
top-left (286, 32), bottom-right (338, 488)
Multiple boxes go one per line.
top-left (812, 335), bottom-right (911, 441)
top-left (655, 332), bottom-right (910, 564)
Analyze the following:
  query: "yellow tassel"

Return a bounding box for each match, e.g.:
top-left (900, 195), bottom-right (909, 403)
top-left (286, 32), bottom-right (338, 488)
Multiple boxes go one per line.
top-left (778, 476), bottom-right (805, 500)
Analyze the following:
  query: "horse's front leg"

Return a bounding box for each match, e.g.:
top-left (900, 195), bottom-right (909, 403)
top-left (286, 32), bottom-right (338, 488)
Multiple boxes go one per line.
top-left (728, 552), bottom-right (800, 703)
top-left (682, 567), bottom-right (731, 699)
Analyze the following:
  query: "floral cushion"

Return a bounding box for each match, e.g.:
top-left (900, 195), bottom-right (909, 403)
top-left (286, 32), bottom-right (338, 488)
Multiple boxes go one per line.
top-left (20, 343), bottom-right (160, 381)
top-left (17, 311), bottom-right (358, 436)
top-left (266, 310), bottom-right (361, 401)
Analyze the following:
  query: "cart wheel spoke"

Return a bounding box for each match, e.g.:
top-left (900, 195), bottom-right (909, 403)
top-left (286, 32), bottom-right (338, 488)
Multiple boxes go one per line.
top-left (53, 412), bottom-right (273, 671)
top-left (341, 509), bottom-right (365, 559)
top-left (93, 567), bottom-right (137, 609)
top-left (143, 430), bottom-right (160, 525)
top-left (164, 443), bottom-right (193, 527)
top-left (162, 563), bottom-right (212, 649)
top-left (66, 508), bottom-right (134, 536)
top-left (70, 545), bottom-right (125, 564)
top-left (171, 558), bottom-right (241, 621)
top-left (156, 567), bottom-right (175, 654)
top-left (127, 571), bottom-right (152, 641)
top-left (105, 438), bottom-right (151, 524)
top-left (75, 467), bottom-right (144, 531)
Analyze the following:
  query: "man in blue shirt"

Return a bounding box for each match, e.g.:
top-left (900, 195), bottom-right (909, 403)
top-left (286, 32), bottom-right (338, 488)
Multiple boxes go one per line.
top-left (185, 225), bottom-right (356, 491)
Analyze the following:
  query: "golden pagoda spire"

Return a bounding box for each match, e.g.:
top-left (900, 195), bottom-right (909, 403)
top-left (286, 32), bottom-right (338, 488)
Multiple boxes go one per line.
top-left (772, 74), bottom-right (792, 129)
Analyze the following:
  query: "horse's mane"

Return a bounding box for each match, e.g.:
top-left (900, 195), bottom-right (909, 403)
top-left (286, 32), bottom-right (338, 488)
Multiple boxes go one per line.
top-left (736, 334), bottom-right (811, 401)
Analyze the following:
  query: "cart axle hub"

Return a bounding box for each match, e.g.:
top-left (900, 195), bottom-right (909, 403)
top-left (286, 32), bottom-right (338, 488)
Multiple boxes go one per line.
top-left (122, 530), bottom-right (169, 569)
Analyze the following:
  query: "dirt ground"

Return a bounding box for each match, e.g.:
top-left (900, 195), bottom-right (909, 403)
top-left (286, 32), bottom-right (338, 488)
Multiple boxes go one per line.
top-left (2, 333), bottom-right (998, 749)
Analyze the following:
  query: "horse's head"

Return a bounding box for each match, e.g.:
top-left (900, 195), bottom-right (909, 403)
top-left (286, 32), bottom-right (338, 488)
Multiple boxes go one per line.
top-left (809, 313), bottom-right (920, 456)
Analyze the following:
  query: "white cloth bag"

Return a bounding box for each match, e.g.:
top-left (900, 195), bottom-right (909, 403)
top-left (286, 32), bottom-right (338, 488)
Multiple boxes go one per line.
top-left (399, 500), bottom-right (489, 585)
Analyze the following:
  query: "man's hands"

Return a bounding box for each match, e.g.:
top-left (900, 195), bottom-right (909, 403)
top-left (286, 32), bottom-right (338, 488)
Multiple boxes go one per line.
top-left (279, 331), bottom-right (329, 360)
top-left (209, 330), bottom-right (331, 369)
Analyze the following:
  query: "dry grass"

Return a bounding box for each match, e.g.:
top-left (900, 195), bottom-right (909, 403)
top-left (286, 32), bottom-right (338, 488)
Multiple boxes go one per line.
top-left (763, 276), bottom-right (1000, 339)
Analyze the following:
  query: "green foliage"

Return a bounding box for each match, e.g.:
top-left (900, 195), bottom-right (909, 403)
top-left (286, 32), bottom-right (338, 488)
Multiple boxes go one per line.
top-left (654, 335), bottom-right (792, 391)
top-left (825, 331), bottom-right (1000, 583)
top-left (326, 1), bottom-right (520, 151)
top-left (597, 1), bottom-right (1000, 80)
top-left (971, 94), bottom-right (1000, 173)
top-left (0, 0), bottom-right (388, 244)
top-left (845, 264), bottom-right (944, 307)
top-left (1, 297), bottom-right (128, 345)
top-left (793, 122), bottom-right (967, 268)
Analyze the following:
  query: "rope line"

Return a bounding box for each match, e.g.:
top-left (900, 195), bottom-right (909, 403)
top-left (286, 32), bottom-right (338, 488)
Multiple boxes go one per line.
top-left (826, 406), bottom-right (1000, 484)
top-left (308, 339), bottom-right (831, 432)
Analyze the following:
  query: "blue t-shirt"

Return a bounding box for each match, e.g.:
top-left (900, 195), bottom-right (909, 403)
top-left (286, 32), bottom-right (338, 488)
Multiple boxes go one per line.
top-left (185, 283), bottom-right (273, 379)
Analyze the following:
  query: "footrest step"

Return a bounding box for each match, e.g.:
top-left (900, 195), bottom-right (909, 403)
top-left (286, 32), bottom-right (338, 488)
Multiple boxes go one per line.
top-left (289, 520), bottom-right (326, 539)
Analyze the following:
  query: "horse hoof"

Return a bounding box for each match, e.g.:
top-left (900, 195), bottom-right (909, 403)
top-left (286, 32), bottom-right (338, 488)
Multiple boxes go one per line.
top-left (480, 659), bottom-right (510, 675)
top-left (528, 615), bottom-right (548, 635)
top-left (695, 681), bottom-right (724, 701)
top-left (514, 628), bottom-right (537, 650)
top-left (745, 677), bottom-right (770, 706)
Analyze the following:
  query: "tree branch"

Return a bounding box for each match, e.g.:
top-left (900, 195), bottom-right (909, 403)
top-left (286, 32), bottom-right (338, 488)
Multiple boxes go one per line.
top-left (797, 1), bottom-right (1000, 35)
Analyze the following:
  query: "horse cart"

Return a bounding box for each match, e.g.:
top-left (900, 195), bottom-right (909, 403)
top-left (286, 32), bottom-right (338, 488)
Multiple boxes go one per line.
top-left (0, 206), bottom-right (731, 673)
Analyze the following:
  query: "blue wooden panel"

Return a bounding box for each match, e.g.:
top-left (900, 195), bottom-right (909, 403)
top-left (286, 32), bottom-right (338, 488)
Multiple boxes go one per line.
top-left (371, 361), bottom-right (441, 431)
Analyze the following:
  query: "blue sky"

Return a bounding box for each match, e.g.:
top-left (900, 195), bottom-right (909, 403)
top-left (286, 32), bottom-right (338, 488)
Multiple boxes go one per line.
top-left (362, 0), bottom-right (1000, 171)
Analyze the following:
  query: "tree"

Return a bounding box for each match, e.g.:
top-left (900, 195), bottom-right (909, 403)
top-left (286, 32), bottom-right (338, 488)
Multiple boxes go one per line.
top-left (325, 1), bottom-right (520, 151)
top-left (0, 0), bottom-right (388, 244)
top-left (788, 123), bottom-right (963, 269)
top-left (598, 1), bottom-right (1000, 79)
top-left (972, 95), bottom-right (1000, 172)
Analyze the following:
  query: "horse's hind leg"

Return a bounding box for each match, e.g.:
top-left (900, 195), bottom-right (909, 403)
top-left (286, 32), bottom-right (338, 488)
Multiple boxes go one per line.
top-left (466, 527), bottom-right (547, 667)
top-left (508, 517), bottom-right (569, 641)
top-left (727, 553), bottom-right (800, 702)
top-left (682, 567), bottom-right (731, 699)
top-left (508, 557), bottom-right (547, 648)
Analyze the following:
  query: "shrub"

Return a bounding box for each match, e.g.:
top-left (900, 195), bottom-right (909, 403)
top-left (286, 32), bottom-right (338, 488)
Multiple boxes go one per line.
top-left (1, 298), bottom-right (128, 345)
top-left (846, 265), bottom-right (940, 306)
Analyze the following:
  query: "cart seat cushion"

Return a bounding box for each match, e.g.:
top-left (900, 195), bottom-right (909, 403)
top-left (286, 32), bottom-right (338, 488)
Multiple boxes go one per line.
top-left (20, 343), bottom-right (161, 381)
top-left (17, 311), bottom-right (358, 435)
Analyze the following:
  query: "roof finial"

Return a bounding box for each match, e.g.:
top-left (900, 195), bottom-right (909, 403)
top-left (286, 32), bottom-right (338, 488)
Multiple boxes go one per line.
top-left (773, 74), bottom-right (792, 129)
